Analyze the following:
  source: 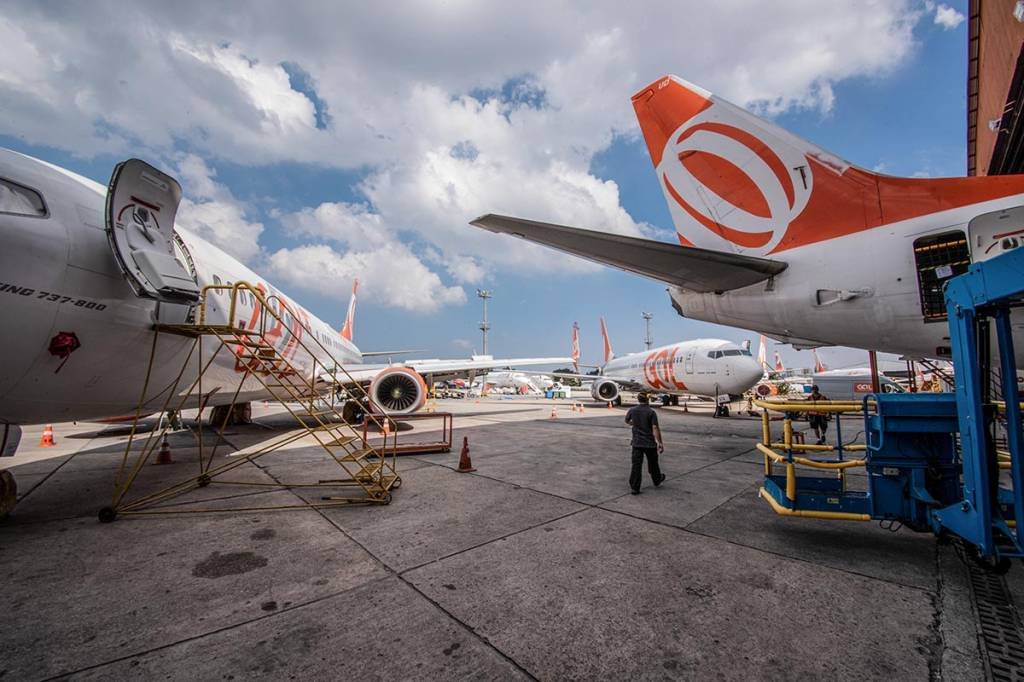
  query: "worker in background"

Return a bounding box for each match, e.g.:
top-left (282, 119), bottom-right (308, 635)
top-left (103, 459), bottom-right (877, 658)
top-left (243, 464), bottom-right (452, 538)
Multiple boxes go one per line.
top-left (624, 392), bottom-right (666, 494)
top-left (807, 384), bottom-right (830, 445)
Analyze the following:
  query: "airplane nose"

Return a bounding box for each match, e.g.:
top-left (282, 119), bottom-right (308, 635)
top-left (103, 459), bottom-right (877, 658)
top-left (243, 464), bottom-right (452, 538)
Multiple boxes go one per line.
top-left (741, 358), bottom-right (764, 387)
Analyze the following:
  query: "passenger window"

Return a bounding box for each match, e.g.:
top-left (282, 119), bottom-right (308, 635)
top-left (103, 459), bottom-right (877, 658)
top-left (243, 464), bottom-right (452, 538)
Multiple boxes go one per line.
top-left (0, 177), bottom-right (47, 217)
top-left (913, 231), bottom-right (970, 322)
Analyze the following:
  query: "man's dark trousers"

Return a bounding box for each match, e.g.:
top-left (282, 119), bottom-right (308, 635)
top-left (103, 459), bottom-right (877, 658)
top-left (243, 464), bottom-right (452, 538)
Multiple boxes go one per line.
top-left (630, 447), bottom-right (661, 492)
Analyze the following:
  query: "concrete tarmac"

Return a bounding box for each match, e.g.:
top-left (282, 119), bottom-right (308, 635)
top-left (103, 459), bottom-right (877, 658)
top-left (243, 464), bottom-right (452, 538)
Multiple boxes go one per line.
top-left (0, 398), bottom-right (1011, 679)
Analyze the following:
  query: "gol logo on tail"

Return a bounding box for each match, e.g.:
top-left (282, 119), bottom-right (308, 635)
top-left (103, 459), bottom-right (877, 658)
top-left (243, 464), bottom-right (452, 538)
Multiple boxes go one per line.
top-left (657, 108), bottom-right (813, 255)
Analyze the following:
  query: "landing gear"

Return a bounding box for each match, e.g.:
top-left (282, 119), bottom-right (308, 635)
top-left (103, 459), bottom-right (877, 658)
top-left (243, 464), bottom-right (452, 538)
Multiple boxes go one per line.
top-left (614, 396), bottom-right (623, 406)
top-left (714, 404), bottom-right (730, 418)
top-left (0, 469), bottom-right (16, 519)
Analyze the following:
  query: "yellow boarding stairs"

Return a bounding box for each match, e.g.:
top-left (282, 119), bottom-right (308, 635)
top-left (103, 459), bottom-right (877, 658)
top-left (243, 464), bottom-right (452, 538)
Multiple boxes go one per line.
top-left (100, 282), bottom-right (399, 521)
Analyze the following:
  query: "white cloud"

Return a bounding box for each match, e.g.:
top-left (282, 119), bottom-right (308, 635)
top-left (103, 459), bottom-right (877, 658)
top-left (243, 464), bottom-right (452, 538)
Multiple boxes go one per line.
top-left (267, 243), bottom-right (465, 313)
top-left (933, 4), bottom-right (965, 30)
top-left (175, 154), bottom-right (264, 262)
top-left (0, 1), bottom-right (928, 309)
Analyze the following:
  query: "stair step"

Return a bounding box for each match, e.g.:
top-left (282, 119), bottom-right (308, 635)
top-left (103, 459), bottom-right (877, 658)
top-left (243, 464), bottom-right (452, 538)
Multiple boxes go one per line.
top-left (354, 463), bottom-right (383, 479)
top-left (340, 448), bottom-right (374, 462)
top-left (325, 435), bottom-right (358, 447)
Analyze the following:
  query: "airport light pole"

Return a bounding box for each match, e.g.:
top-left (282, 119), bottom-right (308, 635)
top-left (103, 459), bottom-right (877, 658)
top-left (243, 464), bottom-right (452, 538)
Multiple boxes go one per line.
top-left (642, 312), bottom-right (653, 350)
top-left (477, 289), bottom-right (492, 355)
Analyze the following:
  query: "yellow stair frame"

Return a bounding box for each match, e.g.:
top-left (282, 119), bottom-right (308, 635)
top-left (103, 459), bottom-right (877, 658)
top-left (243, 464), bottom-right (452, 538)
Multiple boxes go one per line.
top-left (100, 282), bottom-right (400, 521)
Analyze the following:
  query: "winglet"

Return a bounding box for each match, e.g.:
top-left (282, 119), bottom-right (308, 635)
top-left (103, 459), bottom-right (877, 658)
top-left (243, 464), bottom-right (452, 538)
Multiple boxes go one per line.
top-left (340, 279), bottom-right (359, 341)
top-left (599, 317), bottom-right (614, 364)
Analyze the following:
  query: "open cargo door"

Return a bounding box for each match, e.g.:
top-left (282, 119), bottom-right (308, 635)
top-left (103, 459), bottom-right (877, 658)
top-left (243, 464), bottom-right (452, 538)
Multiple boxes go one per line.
top-left (105, 159), bottom-right (199, 304)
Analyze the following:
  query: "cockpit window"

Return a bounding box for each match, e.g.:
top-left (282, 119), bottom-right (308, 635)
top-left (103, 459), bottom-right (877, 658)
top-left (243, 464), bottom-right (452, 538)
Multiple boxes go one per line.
top-left (739, 349), bottom-right (752, 356)
top-left (0, 177), bottom-right (47, 217)
top-left (722, 349), bottom-right (743, 356)
top-left (708, 351), bottom-right (722, 359)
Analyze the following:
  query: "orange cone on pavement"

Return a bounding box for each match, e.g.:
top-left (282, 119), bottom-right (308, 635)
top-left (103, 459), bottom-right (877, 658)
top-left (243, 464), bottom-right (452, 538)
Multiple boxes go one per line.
top-left (155, 435), bottom-right (173, 465)
top-left (549, 405), bottom-right (558, 420)
top-left (606, 401), bottom-right (613, 409)
top-left (39, 424), bottom-right (56, 447)
top-left (456, 436), bottom-right (476, 473)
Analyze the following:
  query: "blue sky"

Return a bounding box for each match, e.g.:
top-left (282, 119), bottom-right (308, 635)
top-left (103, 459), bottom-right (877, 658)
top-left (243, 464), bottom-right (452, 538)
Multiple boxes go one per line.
top-left (0, 1), bottom-right (968, 370)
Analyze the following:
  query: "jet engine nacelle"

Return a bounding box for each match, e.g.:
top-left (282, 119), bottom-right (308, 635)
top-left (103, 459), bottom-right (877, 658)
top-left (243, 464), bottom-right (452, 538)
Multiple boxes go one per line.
top-left (590, 379), bottom-right (620, 403)
top-left (369, 367), bottom-right (428, 415)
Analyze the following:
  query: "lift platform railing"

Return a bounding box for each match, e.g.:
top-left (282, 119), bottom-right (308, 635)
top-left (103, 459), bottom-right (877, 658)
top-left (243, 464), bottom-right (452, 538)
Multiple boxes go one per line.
top-left (105, 281), bottom-right (401, 520)
top-left (755, 399), bottom-right (873, 521)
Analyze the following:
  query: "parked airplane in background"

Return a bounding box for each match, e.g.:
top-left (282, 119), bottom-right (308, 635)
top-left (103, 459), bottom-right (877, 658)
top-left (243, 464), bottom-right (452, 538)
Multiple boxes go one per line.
top-left (555, 318), bottom-right (762, 414)
top-left (0, 149), bottom-right (569, 437)
top-left (471, 75), bottom-right (1024, 365)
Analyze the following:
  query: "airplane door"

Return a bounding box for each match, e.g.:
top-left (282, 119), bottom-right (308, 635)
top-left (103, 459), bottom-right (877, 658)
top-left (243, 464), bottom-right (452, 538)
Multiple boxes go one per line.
top-left (685, 352), bottom-right (694, 374)
top-left (105, 159), bottom-right (199, 304)
top-left (968, 206), bottom-right (1024, 263)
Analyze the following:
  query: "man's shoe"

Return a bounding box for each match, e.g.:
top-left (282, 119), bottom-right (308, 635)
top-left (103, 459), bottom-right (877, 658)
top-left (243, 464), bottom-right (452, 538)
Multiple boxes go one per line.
top-left (630, 489), bottom-right (641, 495)
top-left (654, 474), bottom-right (666, 487)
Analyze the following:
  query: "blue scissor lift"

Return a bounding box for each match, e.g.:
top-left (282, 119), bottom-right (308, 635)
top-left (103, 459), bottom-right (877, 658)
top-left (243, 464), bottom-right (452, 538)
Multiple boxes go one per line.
top-left (760, 245), bottom-right (1024, 570)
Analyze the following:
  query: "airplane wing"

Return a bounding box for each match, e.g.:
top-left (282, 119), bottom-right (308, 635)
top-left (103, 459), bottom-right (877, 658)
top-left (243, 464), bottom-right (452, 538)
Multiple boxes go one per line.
top-left (321, 357), bottom-right (573, 385)
top-left (468, 214), bottom-right (788, 292)
top-left (407, 356), bottom-right (573, 379)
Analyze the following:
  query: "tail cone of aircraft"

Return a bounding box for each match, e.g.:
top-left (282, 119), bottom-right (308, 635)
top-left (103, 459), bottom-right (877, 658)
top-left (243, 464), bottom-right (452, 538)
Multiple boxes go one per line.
top-left (457, 437), bottom-right (476, 473)
top-left (38, 424), bottom-right (55, 448)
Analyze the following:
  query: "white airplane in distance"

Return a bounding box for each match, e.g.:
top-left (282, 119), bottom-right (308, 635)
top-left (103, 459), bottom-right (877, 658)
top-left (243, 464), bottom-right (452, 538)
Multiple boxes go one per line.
top-left (0, 150), bottom-right (570, 445)
top-left (555, 318), bottom-right (763, 414)
top-left (471, 75), bottom-right (1024, 366)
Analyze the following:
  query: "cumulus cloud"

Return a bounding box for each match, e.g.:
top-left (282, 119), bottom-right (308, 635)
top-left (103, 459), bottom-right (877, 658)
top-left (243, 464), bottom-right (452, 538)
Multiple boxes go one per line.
top-left (267, 243), bottom-right (465, 312)
top-left (175, 154), bottom-right (265, 262)
top-left (0, 0), bottom-right (928, 310)
top-left (929, 3), bottom-right (966, 30)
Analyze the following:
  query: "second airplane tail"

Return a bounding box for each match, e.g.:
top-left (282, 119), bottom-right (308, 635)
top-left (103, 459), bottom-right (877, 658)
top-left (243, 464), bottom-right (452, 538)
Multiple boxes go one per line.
top-left (340, 279), bottom-right (359, 341)
top-left (599, 317), bottom-right (614, 365)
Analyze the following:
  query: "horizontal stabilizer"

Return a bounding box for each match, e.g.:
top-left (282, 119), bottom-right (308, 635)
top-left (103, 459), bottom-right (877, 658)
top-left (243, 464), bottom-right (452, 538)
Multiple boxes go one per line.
top-left (469, 214), bottom-right (787, 292)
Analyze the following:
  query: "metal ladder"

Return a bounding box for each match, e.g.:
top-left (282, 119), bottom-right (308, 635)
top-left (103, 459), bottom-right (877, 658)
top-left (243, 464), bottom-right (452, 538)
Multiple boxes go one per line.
top-left (102, 282), bottom-right (400, 520)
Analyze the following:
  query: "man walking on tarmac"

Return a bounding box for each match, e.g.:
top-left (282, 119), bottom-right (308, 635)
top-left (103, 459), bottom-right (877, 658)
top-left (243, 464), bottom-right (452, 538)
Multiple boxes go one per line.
top-left (625, 392), bottom-right (665, 494)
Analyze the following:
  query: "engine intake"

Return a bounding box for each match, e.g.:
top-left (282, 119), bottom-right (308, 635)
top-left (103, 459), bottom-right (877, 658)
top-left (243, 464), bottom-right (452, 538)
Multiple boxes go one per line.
top-left (369, 367), bottom-right (427, 415)
top-left (591, 379), bottom-right (619, 403)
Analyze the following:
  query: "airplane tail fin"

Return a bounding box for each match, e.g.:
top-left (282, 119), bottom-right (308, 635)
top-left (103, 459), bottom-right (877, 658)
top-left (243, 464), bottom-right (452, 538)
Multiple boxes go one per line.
top-left (571, 322), bottom-right (581, 372)
top-left (599, 317), bottom-right (614, 365)
top-left (631, 75), bottom-right (1024, 255)
top-left (774, 351), bottom-right (785, 373)
top-left (812, 349), bottom-right (827, 373)
top-left (340, 279), bottom-right (359, 341)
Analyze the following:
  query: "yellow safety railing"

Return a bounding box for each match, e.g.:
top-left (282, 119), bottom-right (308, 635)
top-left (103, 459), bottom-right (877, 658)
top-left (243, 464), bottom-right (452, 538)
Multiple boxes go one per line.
top-left (755, 398), bottom-right (872, 520)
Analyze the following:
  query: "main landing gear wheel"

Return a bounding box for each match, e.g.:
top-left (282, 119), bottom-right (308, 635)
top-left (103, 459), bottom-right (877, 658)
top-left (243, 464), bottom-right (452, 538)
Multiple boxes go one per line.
top-left (0, 470), bottom-right (16, 519)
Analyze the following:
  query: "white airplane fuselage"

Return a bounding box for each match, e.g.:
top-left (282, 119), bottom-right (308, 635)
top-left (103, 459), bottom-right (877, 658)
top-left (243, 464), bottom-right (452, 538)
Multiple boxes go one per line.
top-left (0, 149), bottom-right (360, 424)
top-left (601, 339), bottom-right (763, 397)
top-left (668, 196), bottom-right (1024, 363)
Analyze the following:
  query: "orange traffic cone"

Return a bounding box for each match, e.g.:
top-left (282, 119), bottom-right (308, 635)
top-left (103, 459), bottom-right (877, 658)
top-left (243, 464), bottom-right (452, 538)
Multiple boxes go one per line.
top-left (456, 436), bottom-right (476, 473)
top-left (549, 405), bottom-right (558, 420)
top-left (155, 435), bottom-right (173, 465)
top-left (606, 401), bottom-right (613, 409)
top-left (39, 424), bottom-right (56, 447)
top-left (578, 403), bottom-right (585, 414)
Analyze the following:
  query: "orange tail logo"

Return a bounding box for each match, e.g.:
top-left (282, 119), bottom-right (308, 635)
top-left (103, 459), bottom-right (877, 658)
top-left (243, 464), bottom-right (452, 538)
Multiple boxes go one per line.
top-left (774, 351), bottom-right (785, 373)
top-left (632, 75), bottom-right (1024, 256)
top-left (340, 279), bottom-right (359, 341)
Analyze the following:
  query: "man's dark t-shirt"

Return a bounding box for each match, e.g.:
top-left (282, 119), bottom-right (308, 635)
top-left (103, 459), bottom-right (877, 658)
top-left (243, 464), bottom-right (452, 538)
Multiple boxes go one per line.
top-left (625, 404), bottom-right (659, 448)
